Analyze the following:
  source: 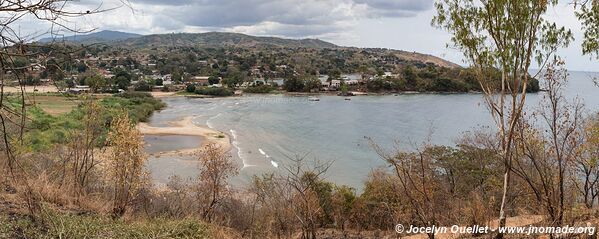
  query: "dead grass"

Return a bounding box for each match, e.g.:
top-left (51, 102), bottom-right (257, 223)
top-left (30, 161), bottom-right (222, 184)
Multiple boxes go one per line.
top-left (23, 94), bottom-right (108, 116)
top-left (25, 95), bottom-right (81, 115)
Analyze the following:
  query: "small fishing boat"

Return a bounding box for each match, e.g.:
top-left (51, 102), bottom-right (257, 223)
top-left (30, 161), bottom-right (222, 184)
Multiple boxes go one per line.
top-left (308, 97), bottom-right (320, 101)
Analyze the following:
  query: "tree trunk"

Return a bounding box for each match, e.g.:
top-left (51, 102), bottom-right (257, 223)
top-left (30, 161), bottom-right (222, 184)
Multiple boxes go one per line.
top-left (496, 166), bottom-right (511, 239)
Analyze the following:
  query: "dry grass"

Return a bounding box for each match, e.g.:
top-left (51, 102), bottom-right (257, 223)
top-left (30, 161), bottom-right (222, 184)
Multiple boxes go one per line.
top-left (25, 95), bottom-right (81, 115)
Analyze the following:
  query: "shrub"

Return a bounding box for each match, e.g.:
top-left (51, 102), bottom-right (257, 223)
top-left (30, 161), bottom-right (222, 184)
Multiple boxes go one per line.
top-left (134, 80), bottom-right (152, 91)
top-left (195, 87), bottom-right (234, 97)
top-left (283, 77), bottom-right (305, 92)
top-left (186, 84), bottom-right (196, 93)
top-left (244, 85), bottom-right (274, 93)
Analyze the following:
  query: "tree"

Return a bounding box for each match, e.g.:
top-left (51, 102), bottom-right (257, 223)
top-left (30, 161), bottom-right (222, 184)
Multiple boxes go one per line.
top-left (330, 185), bottom-right (356, 231)
top-left (577, 116), bottom-right (599, 208)
top-left (186, 84), bottom-right (196, 93)
top-left (402, 65), bottom-right (417, 89)
top-left (304, 78), bottom-right (321, 92)
top-left (172, 70), bottom-right (182, 83)
top-left (575, 0), bottom-right (599, 58)
top-left (433, 1), bottom-right (572, 236)
top-left (208, 76), bottom-right (220, 85)
top-left (85, 75), bottom-right (107, 93)
top-left (283, 77), bottom-right (305, 92)
top-left (374, 144), bottom-right (449, 239)
top-left (107, 112), bottom-right (147, 218)
top-left (154, 78), bottom-right (163, 86)
top-left (77, 62), bottom-right (87, 73)
top-left (59, 100), bottom-right (104, 198)
top-left (329, 69), bottom-right (342, 80)
top-left (511, 60), bottom-right (583, 229)
top-left (196, 143), bottom-right (238, 222)
top-left (134, 80), bottom-right (152, 92)
top-left (282, 155), bottom-right (332, 239)
top-left (115, 75), bottom-right (130, 90)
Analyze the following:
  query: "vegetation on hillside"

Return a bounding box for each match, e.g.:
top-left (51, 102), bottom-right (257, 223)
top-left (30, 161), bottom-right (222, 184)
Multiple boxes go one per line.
top-left (23, 92), bottom-right (165, 151)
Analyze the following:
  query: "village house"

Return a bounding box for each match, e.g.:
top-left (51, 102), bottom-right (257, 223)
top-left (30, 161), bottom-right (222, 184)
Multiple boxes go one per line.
top-left (189, 76), bottom-right (210, 85)
top-left (342, 73), bottom-right (362, 85)
top-left (330, 80), bottom-right (341, 88)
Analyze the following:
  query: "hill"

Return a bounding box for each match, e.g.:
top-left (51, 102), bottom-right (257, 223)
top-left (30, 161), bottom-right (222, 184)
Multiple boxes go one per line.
top-left (36, 31), bottom-right (458, 68)
top-left (116, 32), bottom-right (459, 68)
top-left (119, 32), bottom-right (338, 49)
top-left (38, 30), bottom-right (141, 44)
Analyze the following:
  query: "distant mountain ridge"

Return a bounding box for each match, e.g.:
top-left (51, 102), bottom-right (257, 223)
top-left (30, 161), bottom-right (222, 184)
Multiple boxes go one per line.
top-left (120, 32), bottom-right (339, 49)
top-left (38, 30), bottom-right (142, 44)
top-left (37, 30), bottom-right (459, 68)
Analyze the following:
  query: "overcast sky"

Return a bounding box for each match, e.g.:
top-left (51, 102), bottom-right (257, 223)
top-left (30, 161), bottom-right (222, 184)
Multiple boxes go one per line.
top-left (21, 0), bottom-right (597, 71)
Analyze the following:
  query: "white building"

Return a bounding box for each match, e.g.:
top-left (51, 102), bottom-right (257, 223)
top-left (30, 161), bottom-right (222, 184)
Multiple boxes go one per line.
top-left (331, 80), bottom-right (341, 88)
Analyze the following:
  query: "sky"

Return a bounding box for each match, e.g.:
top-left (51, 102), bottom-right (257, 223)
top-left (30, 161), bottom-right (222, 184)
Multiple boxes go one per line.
top-left (18, 0), bottom-right (597, 72)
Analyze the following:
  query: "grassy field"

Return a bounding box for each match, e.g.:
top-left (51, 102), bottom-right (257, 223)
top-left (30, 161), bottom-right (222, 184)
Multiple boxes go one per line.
top-left (25, 94), bottom-right (81, 115)
top-left (22, 94), bottom-right (112, 116)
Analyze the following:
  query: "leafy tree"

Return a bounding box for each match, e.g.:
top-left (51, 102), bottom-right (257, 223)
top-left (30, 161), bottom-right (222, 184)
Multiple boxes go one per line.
top-left (85, 75), bottom-right (107, 93)
top-left (433, 0), bottom-right (572, 236)
top-left (208, 76), bottom-right (220, 85)
top-left (331, 186), bottom-right (356, 231)
top-left (402, 65), bottom-right (417, 89)
top-left (134, 80), bottom-right (152, 92)
top-left (25, 75), bottom-right (40, 86)
top-left (66, 79), bottom-right (75, 88)
top-left (77, 62), bottom-right (87, 73)
top-left (303, 78), bottom-right (321, 92)
top-left (329, 69), bottom-right (341, 80)
top-left (576, 0), bottom-right (599, 58)
top-left (107, 112), bottom-right (147, 218)
top-left (283, 77), bottom-right (305, 92)
top-left (186, 84), bottom-right (196, 93)
top-left (114, 76), bottom-right (130, 90)
top-left (172, 71), bottom-right (182, 83)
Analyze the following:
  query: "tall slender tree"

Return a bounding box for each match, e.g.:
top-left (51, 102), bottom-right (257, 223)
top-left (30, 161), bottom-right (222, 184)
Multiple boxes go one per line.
top-left (433, 1), bottom-right (572, 237)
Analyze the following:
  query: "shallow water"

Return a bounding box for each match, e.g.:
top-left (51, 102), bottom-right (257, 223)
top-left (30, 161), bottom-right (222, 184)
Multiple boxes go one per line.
top-left (145, 71), bottom-right (599, 189)
top-left (144, 135), bottom-right (202, 154)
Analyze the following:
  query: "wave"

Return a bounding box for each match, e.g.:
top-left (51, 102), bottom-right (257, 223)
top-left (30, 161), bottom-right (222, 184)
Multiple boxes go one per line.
top-left (258, 148), bottom-right (271, 158)
top-left (229, 129), bottom-right (238, 140)
top-left (231, 129), bottom-right (255, 169)
top-left (259, 148), bottom-right (278, 168)
top-left (206, 113), bottom-right (222, 129)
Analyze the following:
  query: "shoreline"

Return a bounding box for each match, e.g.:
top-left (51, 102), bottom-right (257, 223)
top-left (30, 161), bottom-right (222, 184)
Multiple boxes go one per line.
top-left (138, 116), bottom-right (231, 157)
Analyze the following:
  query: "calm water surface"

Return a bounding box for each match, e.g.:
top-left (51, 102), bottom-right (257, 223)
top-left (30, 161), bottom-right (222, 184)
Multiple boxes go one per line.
top-left (146, 71), bottom-right (599, 189)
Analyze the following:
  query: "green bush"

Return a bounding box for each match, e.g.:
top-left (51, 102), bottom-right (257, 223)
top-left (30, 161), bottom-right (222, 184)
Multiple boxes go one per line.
top-left (194, 87), bottom-right (234, 96)
top-left (134, 80), bottom-right (152, 91)
top-left (24, 94), bottom-right (165, 151)
top-left (186, 84), bottom-right (196, 93)
top-left (244, 85), bottom-right (274, 93)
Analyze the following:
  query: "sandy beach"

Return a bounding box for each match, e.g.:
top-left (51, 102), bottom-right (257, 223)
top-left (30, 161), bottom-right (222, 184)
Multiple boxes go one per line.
top-left (149, 91), bottom-right (178, 98)
top-left (137, 116), bottom-right (231, 156)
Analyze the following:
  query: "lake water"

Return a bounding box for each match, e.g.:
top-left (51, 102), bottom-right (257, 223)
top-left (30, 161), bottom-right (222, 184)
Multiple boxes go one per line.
top-left (145, 71), bottom-right (599, 189)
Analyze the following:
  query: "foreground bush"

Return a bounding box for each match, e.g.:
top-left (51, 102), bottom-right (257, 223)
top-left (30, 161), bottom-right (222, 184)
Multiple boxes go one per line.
top-left (0, 209), bottom-right (211, 239)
